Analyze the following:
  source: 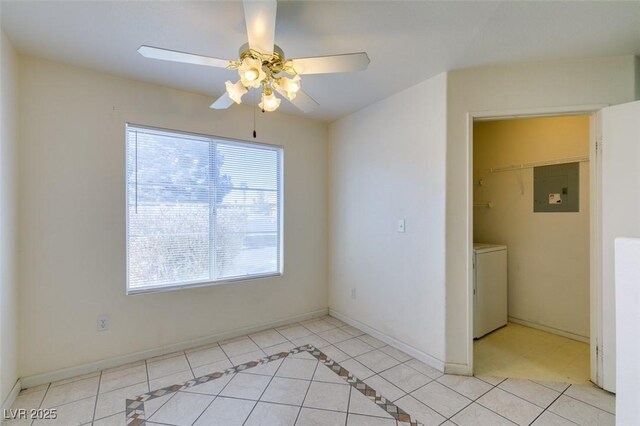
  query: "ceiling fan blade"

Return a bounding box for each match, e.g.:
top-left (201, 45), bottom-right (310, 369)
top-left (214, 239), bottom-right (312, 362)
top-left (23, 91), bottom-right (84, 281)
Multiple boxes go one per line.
top-left (210, 93), bottom-right (235, 110)
top-left (290, 52), bottom-right (370, 75)
top-left (276, 88), bottom-right (319, 113)
top-left (138, 46), bottom-right (231, 68)
top-left (243, 0), bottom-right (277, 55)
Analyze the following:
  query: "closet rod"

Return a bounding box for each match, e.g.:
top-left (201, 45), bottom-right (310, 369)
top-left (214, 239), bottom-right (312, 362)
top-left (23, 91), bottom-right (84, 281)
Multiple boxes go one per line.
top-left (485, 156), bottom-right (589, 173)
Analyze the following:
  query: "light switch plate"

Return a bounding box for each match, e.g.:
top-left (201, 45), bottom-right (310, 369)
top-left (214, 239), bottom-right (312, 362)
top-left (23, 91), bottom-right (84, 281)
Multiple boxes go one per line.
top-left (397, 219), bottom-right (406, 233)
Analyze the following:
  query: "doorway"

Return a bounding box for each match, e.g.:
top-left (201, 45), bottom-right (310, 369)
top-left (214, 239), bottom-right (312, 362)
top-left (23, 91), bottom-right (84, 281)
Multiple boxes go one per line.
top-left (471, 114), bottom-right (593, 384)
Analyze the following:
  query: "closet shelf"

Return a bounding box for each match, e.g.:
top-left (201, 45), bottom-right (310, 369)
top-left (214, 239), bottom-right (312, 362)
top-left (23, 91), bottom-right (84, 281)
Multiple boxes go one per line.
top-left (482, 155), bottom-right (589, 173)
top-left (473, 201), bottom-right (493, 208)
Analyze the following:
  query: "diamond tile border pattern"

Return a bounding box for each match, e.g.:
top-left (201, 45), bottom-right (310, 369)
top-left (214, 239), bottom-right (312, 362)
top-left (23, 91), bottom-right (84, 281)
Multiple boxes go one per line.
top-left (126, 344), bottom-right (421, 426)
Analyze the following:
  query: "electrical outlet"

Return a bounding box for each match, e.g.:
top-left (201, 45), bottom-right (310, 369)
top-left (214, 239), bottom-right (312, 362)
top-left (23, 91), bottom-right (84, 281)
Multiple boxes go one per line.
top-left (97, 315), bottom-right (109, 332)
top-left (350, 288), bottom-right (356, 300)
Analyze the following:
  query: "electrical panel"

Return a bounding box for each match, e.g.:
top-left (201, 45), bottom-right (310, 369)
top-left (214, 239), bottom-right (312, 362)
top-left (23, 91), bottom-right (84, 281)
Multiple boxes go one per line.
top-left (533, 162), bottom-right (579, 212)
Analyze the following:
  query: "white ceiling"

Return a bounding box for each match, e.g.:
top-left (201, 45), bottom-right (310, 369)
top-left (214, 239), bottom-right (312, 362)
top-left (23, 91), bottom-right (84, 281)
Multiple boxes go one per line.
top-left (2, 1), bottom-right (639, 122)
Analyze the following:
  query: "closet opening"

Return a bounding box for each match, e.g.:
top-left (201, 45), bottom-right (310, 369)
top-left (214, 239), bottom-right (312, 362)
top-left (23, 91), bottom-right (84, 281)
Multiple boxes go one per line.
top-left (471, 114), bottom-right (592, 384)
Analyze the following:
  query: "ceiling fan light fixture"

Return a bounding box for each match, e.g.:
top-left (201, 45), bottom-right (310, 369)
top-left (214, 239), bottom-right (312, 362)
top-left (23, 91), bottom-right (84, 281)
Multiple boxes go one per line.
top-left (225, 80), bottom-right (248, 104)
top-left (138, 1), bottom-right (368, 115)
top-left (259, 87), bottom-right (281, 112)
top-left (238, 57), bottom-right (266, 88)
top-left (275, 75), bottom-right (301, 100)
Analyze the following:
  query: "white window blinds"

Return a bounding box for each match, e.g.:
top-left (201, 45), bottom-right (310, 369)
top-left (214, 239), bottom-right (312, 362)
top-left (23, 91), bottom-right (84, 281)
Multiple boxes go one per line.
top-left (126, 125), bottom-right (282, 293)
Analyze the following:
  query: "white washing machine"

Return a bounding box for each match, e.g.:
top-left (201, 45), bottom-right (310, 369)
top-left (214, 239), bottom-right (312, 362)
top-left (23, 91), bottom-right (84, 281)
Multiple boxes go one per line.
top-left (473, 243), bottom-right (508, 339)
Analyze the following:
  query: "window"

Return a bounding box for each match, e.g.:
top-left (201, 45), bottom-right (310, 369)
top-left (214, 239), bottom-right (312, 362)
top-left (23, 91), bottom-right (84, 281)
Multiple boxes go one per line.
top-left (126, 125), bottom-right (283, 294)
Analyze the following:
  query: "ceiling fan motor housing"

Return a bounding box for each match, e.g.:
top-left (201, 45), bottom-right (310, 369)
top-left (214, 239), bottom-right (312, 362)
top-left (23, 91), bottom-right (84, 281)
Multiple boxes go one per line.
top-left (238, 43), bottom-right (288, 75)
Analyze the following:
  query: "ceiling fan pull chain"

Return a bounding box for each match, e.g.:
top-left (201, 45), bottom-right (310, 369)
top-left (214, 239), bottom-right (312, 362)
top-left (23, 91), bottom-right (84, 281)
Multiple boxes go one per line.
top-left (253, 89), bottom-right (257, 138)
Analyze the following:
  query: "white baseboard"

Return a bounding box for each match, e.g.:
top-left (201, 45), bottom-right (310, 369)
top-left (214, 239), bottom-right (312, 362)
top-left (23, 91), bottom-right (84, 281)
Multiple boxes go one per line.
top-left (508, 317), bottom-right (589, 344)
top-left (329, 309), bottom-right (445, 372)
top-left (445, 363), bottom-right (472, 376)
top-left (20, 308), bottom-right (328, 389)
top-left (1, 379), bottom-right (21, 417)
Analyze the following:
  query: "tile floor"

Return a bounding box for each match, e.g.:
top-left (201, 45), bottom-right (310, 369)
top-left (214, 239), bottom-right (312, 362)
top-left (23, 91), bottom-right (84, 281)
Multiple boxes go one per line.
top-left (5, 316), bottom-right (614, 426)
top-left (474, 323), bottom-right (591, 384)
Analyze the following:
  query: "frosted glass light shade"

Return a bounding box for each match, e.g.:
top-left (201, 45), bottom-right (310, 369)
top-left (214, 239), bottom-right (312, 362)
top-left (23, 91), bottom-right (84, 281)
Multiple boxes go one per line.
top-left (276, 75), bottom-right (301, 100)
top-left (238, 57), bottom-right (266, 88)
top-left (259, 90), bottom-right (281, 112)
top-left (225, 80), bottom-right (248, 104)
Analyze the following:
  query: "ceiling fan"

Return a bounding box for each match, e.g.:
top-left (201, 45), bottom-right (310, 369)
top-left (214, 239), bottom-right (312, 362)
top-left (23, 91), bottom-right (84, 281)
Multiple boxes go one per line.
top-left (138, 0), bottom-right (370, 113)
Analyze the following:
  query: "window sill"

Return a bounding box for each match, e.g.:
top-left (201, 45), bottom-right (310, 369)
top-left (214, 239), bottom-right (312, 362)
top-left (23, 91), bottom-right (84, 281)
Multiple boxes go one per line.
top-left (126, 272), bottom-right (283, 295)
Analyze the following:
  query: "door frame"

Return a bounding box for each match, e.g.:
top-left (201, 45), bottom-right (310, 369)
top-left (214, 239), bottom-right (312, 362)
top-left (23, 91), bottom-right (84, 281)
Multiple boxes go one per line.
top-left (466, 103), bottom-right (608, 386)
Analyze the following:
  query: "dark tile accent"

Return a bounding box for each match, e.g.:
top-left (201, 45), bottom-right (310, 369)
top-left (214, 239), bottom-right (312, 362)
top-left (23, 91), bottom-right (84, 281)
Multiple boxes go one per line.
top-left (125, 345), bottom-right (421, 425)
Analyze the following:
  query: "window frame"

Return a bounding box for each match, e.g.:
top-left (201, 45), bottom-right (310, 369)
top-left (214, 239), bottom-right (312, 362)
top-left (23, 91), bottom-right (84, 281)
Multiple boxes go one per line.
top-left (125, 123), bottom-right (284, 295)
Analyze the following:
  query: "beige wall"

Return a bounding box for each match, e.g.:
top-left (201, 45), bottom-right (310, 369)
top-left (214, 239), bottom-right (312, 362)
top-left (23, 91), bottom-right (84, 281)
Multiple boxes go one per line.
top-left (0, 27), bottom-right (19, 404)
top-left (9, 49), bottom-right (640, 385)
top-left (635, 56), bottom-right (640, 101)
top-left (446, 55), bottom-right (638, 372)
top-left (328, 73), bottom-right (448, 365)
top-left (473, 116), bottom-right (590, 339)
top-left (17, 56), bottom-right (328, 378)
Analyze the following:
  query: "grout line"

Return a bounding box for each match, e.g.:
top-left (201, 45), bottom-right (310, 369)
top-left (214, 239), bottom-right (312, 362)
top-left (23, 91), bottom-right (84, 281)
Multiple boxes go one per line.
top-left (496, 379), bottom-right (600, 416)
top-left (145, 389), bottom-right (179, 421)
top-left (36, 383), bottom-right (51, 409)
top-left (486, 386), bottom-right (540, 405)
top-left (539, 410), bottom-right (581, 425)
top-left (473, 391), bottom-right (540, 426)
top-left (401, 358), bottom-right (444, 381)
top-left (344, 382), bottom-right (352, 426)
top-left (451, 379), bottom-right (523, 426)
top-left (397, 378), bottom-right (431, 402)
top-left (374, 374), bottom-right (409, 404)
top-left (245, 334), bottom-right (263, 352)
top-left (532, 380), bottom-right (571, 393)
top-left (375, 362), bottom-right (501, 422)
top-left (333, 341), bottom-right (377, 361)
top-left (527, 390), bottom-right (570, 426)
top-left (144, 418), bottom-right (177, 425)
top-left (94, 368), bottom-right (149, 396)
top-left (556, 391), bottom-right (615, 416)
top-left (184, 351), bottom-right (196, 379)
top-left (219, 343), bottom-right (234, 366)
top-left (397, 384), bottom-right (450, 420)
top-left (240, 347), bottom-right (289, 426)
top-left (30, 382), bottom-right (51, 426)
top-left (475, 399), bottom-right (523, 426)
top-left (144, 359), bottom-right (151, 392)
top-left (91, 370), bottom-right (103, 422)
top-left (439, 378), bottom-right (501, 423)
top-left (207, 365), bottom-right (241, 401)
top-left (470, 381), bottom-right (499, 402)
top-left (443, 399), bottom-right (474, 423)
top-left (189, 394), bottom-right (217, 426)
top-left (293, 357), bottom-right (320, 425)
top-left (38, 394), bottom-right (97, 410)
top-left (176, 390), bottom-right (367, 417)
top-left (272, 328), bottom-right (292, 344)
top-left (93, 410), bottom-right (125, 422)
top-left (218, 339), bottom-right (249, 363)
